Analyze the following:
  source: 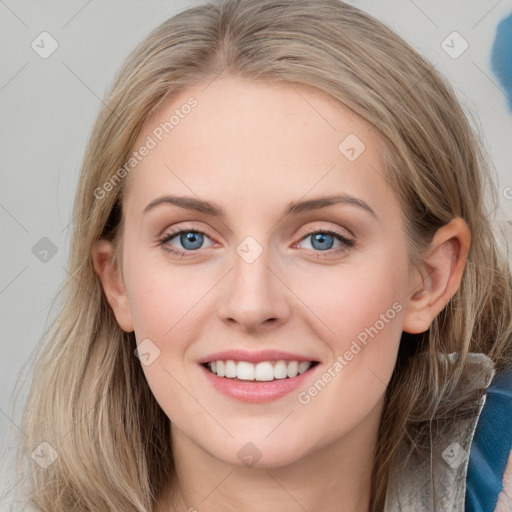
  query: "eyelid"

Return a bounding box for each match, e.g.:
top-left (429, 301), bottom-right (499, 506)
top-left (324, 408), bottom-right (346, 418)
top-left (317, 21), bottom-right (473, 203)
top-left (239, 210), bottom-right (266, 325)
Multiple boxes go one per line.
top-left (160, 222), bottom-right (353, 244)
top-left (295, 222), bottom-right (354, 240)
top-left (159, 225), bottom-right (217, 246)
top-left (160, 222), bottom-right (216, 239)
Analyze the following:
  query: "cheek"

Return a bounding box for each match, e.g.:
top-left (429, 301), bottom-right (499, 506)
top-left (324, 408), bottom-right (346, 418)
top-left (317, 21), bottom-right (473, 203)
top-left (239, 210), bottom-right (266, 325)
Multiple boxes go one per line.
top-left (127, 263), bottom-right (202, 419)
top-left (295, 252), bottom-right (407, 351)
top-left (125, 248), bottom-right (203, 338)
top-left (295, 258), bottom-right (406, 438)
top-left (130, 279), bottom-right (177, 338)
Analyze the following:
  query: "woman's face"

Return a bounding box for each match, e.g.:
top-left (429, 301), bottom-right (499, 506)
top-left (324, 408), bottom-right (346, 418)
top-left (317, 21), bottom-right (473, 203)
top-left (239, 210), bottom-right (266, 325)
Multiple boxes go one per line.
top-left (114, 76), bottom-right (416, 467)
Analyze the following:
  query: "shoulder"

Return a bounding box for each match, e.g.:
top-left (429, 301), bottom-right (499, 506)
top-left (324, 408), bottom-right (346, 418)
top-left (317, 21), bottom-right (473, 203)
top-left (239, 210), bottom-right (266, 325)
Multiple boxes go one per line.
top-left (467, 366), bottom-right (512, 512)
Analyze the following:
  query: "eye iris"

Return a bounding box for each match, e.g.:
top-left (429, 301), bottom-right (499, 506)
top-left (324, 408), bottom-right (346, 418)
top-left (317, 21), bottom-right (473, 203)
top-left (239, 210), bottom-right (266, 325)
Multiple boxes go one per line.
top-left (181, 232), bottom-right (203, 250)
top-left (311, 233), bottom-right (334, 251)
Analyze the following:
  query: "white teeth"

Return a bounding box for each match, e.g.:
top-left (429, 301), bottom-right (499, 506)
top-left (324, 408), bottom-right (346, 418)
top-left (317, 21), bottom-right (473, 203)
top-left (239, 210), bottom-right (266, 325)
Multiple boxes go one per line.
top-left (206, 359), bottom-right (314, 381)
top-left (298, 361), bottom-right (311, 374)
top-left (274, 360), bottom-right (288, 379)
top-left (237, 361), bottom-right (255, 380)
top-left (287, 361), bottom-right (299, 378)
top-left (255, 362), bottom-right (274, 381)
top-left (225, 360), bottom-right (237, 378)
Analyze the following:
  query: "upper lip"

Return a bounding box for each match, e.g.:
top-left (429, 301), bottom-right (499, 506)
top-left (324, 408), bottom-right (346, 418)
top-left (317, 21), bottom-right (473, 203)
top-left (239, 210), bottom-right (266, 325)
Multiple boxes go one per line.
top-left (198, 349), bottom-right (319, 365)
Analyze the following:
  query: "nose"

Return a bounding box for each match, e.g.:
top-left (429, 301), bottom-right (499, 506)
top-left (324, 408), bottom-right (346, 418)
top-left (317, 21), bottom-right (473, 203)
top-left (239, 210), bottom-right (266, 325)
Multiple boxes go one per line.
top-left (217, 242), bottom-right (291, 333)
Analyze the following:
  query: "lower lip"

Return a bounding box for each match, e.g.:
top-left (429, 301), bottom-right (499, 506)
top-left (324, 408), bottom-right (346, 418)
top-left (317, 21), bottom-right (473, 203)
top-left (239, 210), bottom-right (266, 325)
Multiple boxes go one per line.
top-left (199, 363), bottom-right (319, 403)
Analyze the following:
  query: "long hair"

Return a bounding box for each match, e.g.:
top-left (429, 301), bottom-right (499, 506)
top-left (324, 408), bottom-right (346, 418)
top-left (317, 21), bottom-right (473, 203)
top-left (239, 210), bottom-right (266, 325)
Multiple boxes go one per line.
top-left (14, 0), bottom-right (512, 510)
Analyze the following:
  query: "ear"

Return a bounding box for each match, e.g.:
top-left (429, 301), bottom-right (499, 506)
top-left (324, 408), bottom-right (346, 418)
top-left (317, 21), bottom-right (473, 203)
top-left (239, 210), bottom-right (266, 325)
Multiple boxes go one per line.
top-left (91, 239), bottom-right (135, 333)
top-left (402, 217), bottom-right (471, 334)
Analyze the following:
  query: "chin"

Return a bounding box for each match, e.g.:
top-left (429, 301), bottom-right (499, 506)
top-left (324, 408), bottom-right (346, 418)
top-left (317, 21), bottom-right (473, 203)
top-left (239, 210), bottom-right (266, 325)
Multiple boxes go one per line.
top-left (204, 437), bottom-right (313, 469)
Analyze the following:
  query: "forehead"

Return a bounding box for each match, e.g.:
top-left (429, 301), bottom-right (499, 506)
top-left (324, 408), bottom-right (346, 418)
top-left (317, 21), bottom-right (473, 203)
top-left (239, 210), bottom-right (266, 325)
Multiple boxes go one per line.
top-left (123, 76), bottom-right (396, 221)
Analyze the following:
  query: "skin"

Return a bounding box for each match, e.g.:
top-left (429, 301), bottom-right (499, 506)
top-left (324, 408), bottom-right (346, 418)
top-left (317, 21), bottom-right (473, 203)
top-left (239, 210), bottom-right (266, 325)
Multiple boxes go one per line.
top-left (92, 76), bottom-right (471, 512)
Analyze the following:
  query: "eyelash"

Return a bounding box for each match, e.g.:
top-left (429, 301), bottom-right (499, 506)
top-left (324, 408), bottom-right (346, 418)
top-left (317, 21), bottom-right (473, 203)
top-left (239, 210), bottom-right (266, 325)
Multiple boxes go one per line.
top-left (158, 225), bottom-right (356, 259)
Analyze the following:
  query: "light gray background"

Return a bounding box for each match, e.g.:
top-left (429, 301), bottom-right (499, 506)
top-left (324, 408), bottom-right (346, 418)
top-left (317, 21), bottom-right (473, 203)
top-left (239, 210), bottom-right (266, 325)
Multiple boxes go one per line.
top-left (1, 0), bottom-right (512, 508)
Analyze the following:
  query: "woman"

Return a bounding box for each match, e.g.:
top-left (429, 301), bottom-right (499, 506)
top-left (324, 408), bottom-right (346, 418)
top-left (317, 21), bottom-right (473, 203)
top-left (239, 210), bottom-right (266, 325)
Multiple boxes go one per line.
top-left (16, 0), bottom-right (512, 510)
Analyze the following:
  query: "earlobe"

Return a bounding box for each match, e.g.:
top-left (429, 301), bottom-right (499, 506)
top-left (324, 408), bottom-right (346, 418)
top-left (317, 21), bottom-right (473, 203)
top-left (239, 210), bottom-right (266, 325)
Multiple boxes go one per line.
top-left (402, 217), bottom-right (471, 334)
top-left (91, 239), bottom-right (135, 333)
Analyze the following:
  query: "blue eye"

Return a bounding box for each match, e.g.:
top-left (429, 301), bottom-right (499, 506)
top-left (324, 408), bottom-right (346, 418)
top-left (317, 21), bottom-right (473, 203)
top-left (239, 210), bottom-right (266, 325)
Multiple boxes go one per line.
top-left (298, 229), bottom-right (355, 256)
top-left (175, 231), bottom-right (204, 250)
top-left (311, 232), bottom-right (336, 250)
top-left (159, 227), bottom-right (355, 259)
top-left (159, 228), bottom-right (212, 257)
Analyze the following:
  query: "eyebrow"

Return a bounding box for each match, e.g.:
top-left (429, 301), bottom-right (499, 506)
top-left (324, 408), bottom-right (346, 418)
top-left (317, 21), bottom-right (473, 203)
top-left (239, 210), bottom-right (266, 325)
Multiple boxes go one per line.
top-left (142, 193), bottom-right (377, 219)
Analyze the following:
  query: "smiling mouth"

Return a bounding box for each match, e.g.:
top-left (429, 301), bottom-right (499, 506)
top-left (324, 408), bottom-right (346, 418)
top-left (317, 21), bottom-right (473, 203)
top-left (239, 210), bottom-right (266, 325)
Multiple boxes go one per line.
top-left (201, 360), bottom-right (320, 382)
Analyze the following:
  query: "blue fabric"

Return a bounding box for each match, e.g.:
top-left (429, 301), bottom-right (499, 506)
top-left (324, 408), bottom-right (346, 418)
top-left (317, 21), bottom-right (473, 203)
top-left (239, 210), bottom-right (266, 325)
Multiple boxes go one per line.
top-left (465, 366), bottom-right (512, 512)
top-left (491, 13), bottom-right (512, 111)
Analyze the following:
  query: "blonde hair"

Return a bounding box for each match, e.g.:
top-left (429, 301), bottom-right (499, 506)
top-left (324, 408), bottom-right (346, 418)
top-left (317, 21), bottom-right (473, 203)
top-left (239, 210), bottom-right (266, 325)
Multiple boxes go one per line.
top-left (14, 0), bottom-right (512, 510)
